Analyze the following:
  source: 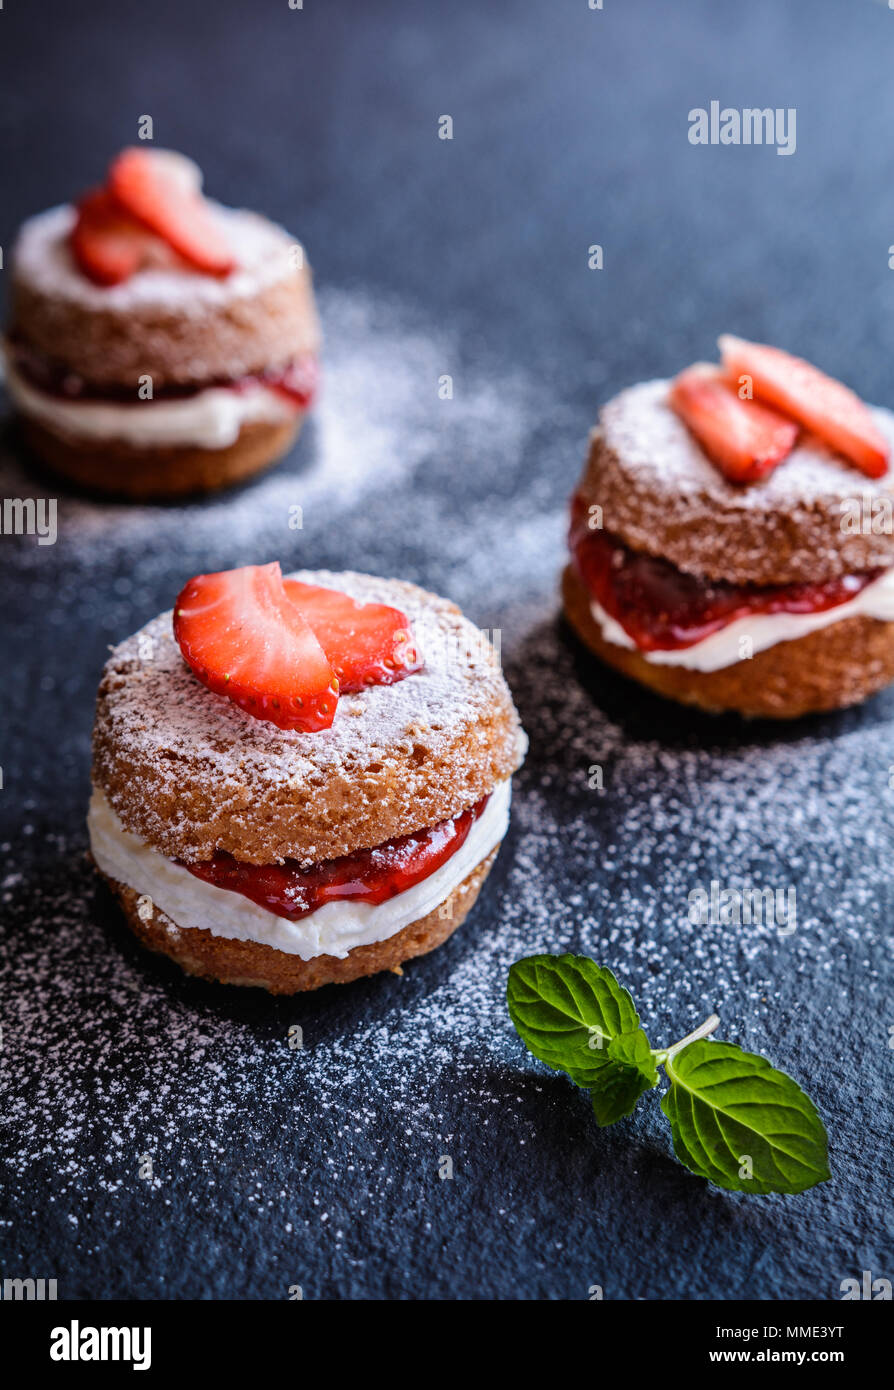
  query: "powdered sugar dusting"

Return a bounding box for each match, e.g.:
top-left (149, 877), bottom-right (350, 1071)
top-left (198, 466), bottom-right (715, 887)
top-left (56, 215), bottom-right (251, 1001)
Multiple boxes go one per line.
top-left (13, 203), bottom-right (300, 313)
top-left (94, 569), bottom-right (524, 863)
top-left (602, 379), bottom-right (894, 511)
top-left (1, 288), bottom-right (891, 1298)
top-left (0, 285), bottom-right (535, 575)
top-left (586, 379), bottom-right (894, 584)
top-left (3, 617), bottom-right (892, 1295)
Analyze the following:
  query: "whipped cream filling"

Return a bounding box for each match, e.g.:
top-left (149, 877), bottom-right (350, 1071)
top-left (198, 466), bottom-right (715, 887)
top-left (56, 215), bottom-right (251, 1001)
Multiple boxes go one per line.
top-left (590, 567), bottom-right (894, 672)
top-left (87, 781), bottom-right (511, 961)
top-left (2, 356), bottom-right (299, 450)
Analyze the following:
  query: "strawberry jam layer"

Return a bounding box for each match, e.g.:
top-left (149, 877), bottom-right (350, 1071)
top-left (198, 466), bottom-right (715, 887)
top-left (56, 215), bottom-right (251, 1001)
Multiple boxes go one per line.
top-left (182, 795), bottom-right (489, 921)
top-left (6, 337), bottom-right (317, 409)
top-left (569, 493), bottom-right (883, 652)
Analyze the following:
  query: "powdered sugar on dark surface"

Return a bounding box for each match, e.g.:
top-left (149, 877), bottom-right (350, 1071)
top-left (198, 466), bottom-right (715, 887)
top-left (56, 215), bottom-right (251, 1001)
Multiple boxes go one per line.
top-left (1, 284), bottom-right (892, 1300)
top-left (3, 0), bottom-right (894, 1302)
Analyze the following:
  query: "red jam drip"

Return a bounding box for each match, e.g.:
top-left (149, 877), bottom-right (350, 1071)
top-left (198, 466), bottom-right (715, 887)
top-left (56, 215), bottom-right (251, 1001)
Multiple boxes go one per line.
top-left (8, 338), bottom-right (318, 410)
top-left (234, 357), bottom-right (318, 409)
top-left (569, 494), bottom-right (882, 652)
top-left (182, 795), bottom-right (489, 921)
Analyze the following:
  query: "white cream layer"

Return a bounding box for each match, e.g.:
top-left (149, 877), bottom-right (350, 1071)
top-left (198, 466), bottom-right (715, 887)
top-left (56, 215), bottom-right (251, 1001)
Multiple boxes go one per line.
top-left (87, 781), bottom-right (511, 961)
top-left (590, 567), bottom-right (894, 672)
top-left (2, 357), bottom-right (298, 450)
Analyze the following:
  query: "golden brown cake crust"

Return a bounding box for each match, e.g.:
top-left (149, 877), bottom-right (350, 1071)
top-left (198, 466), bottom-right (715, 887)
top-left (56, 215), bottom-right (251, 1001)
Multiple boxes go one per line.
top-left (10, 205), bottom-right (320, 388)
top-left (579, 380), bottom-right (894, 586)
top-left (99, 846), bottom-right (500, 994)
top-left (19, 414), bottom-right (301, 500)
top-left (562, 564), bottom-right (894, 719)
top-left (92, 571), bottom-right (527, 865)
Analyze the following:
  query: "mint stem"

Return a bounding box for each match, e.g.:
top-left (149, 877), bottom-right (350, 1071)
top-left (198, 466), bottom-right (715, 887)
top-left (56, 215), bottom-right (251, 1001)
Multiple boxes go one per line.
top-left (652, 1013), bottom-right (720, 1066)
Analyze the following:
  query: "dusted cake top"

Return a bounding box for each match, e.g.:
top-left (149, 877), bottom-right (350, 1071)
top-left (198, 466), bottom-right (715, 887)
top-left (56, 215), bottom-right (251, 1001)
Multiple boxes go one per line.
top-left (92, 570), bottom-right (527, 866)
top-left (579, 380), bottom-right (894, 585)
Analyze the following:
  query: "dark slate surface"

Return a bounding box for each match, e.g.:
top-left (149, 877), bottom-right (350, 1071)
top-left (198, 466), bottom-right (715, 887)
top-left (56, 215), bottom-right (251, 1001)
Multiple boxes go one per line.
top-left (1, 0), bottom-right (893, 1301)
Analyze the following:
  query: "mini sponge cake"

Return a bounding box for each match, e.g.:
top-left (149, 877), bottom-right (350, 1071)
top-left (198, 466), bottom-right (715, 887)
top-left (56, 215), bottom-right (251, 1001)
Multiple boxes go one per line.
top-left (89, 568), bottom-right (527, 993)
top-left (565, 340), bottom-right (894, 719)
top-left (5, 148), bottom-right (319, 499)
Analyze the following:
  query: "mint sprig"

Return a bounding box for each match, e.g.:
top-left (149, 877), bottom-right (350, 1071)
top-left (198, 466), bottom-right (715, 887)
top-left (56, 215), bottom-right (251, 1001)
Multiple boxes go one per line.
top-left (507, 953), bottom-right (830, 1196)
top-left (661, 1038), bottom-right (830, 1195)
top-left (590, 1028), bottom-right (658, 1126)
top-left (506, 953), bottom-right (643, 1087)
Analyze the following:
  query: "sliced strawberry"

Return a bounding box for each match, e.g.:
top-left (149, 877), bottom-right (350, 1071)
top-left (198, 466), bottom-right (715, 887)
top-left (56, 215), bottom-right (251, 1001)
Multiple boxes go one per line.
top-left (668, 364), bottom-right (799, 484)
top-left (283, 579), bottom-right (423, 691)
top-left (108, 147), bottom-right (235, 277)
top-left (147, 148), bottom-right (203, 197)
top-left (70, 189), bottom-right (165, 286)
top-left (719, 334), bottom-right (889, 479)
top-left (173, 563), bottom-right (339, 732)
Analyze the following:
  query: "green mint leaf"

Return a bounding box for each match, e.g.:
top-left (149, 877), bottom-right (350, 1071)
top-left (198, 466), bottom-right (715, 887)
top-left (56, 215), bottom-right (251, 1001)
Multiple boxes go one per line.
top-left (589, 1029), bottom-right (659, 1127)
top-left (507, 954), bottom-right (645, 1088)
top-left (660, 1039), bottom-right (831, 1195)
